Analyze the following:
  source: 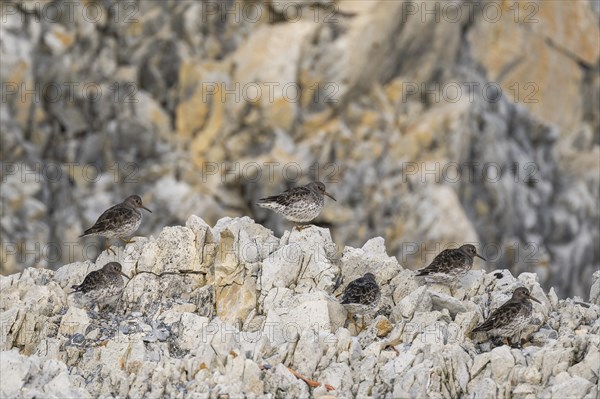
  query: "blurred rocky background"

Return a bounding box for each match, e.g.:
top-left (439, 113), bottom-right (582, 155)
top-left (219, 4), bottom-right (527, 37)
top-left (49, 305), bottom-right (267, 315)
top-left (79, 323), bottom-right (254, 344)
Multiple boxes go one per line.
top-left (1, 0), bottom-right (598, 299)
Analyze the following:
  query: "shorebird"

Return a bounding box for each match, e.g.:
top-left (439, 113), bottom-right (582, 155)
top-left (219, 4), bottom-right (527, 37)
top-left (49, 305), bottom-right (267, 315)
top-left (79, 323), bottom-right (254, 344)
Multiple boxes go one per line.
top-left (257, 181), bottom-right (336, 230)
top-left (80, 195), bottom-right (151, 254)
top-left (71, 262), bottom-right (130, 310)
top-left (472, 287), bottom-right (541, 347)
top-left (415, 244), bottom-right (487, 291)
top-left (340, 272), bottom-right (381, 332)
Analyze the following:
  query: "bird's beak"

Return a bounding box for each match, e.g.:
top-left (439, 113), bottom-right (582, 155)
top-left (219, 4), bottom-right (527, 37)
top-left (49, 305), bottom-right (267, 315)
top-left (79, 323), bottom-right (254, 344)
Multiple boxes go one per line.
top-left (142, 206), bottom-right (152, 213)
top-left (529, 295), bottom-right (541, 304)
top-left (120, 272), bottom-right (131, 280)
top-left (475, 253), bottom-right (487, 261)
top-left (324, 191), bottom-right (337, 201)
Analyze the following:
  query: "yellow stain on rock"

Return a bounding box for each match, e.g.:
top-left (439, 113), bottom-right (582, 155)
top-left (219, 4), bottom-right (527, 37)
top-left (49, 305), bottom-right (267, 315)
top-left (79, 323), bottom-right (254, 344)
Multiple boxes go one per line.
top-left (150, 107), bottom-right (170, 140)
top-left (475, 199), bottom-right (489, 218)
top-left (52, 28), bottom-right (75, 49)
top-left (361, 110), bottom-right (379, 129)
top-left (263, 96), bottom-right (295, 131)
top-left (175, 61), bottom-right (229, 168)
top-left (175, 62), bottom-right (209, 139)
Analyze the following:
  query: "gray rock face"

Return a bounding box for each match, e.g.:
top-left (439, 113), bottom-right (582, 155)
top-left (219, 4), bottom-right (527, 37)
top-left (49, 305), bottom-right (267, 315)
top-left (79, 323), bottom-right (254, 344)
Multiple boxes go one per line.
top-left (1, 217), bottom-right (598, 398)
top-left (0, 1), bottom-right (598, 300)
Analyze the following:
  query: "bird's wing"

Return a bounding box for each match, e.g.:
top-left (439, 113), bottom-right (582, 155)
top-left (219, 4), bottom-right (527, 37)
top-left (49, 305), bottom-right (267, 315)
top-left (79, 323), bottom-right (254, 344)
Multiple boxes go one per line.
top-left (341, 278), bottom-right (378, 305)
top-left (81, 205), bottom-right (133, 235)
top-left (416, 249), bottom-right (456, 275)
top-left (362, 281), bottom-right (381, 303)
top-left (72, 269), bottom-right (106, 293)
top-left (258, 187), bottom-right (312, 207)
top-left (473, 301), bottom-right (521, 332)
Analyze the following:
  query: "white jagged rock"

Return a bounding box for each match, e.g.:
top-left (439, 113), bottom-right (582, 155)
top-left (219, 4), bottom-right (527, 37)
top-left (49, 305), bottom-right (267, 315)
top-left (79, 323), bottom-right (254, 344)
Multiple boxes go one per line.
top-left (0, 350), bottom-right (91, 398)
top-left (0, 216), bottom-right (598, 398)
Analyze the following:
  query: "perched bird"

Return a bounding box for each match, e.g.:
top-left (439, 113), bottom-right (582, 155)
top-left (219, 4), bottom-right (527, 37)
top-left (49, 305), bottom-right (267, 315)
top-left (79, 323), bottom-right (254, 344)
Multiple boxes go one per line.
top-left (257, 181), bottom-right (336, 230)
top-left (340, 273), bottom-right (381, 331)
top-left (472, 287), bottom-right (541, 346)
top-left (415, 244), bottom-right (487, 287)
top-left (80, 195), bottom-right (151, 254)
top-left (71, 262), bottom-right (130, 310)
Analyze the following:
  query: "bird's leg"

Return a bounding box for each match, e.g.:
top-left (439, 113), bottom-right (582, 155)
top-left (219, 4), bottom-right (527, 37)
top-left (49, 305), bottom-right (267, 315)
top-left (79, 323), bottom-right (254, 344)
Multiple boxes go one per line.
top-left (361, 315), bottom-right (366, 331)
top-left (345, 312), bottom-right (357, 332)
top-left (114, 297), bottom-right (124, 314)
top-left (99, 304), bottom-right (112, 320)
top-left (345, 312), bottom-right (352, 328)
top-left (353, 317), bottom-right (362, 334)
top-left (504, 337), bottom-right (510, 347)
top-left (513, 339), bottom-right (524, 349)
top-left (294, 224), bottom-right (310, 231)
top-left (450, 280), bottom-right (460, 297)
top-left (350, 314), bottom-right (364, 334)
top-left (119, 237), bottom-right (136, 244)
top-left (87, 305), bottom-right (101, 320)
top-left (104, 239), bottom-right (117, 256)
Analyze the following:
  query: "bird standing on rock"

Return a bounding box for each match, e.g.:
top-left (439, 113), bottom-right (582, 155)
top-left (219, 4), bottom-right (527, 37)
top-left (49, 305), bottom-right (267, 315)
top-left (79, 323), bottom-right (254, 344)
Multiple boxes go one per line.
top-left (257, 181), bottom-right (336, 230)
top-left (415, 244), bottom-right (487, 288)
top-left (80, 195), bottom-right (152, 254)
top-left (340, 272), bottom-right (381, 332)
top-left (472, 286), bottom-right (541, 347)
top-left (71, 262), bottom-right (130, 311)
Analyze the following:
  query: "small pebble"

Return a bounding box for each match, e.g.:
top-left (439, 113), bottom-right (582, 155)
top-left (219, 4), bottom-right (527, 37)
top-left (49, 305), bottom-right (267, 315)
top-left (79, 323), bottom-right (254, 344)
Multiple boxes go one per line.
top-left (69, 333), bottom-right (85, 346)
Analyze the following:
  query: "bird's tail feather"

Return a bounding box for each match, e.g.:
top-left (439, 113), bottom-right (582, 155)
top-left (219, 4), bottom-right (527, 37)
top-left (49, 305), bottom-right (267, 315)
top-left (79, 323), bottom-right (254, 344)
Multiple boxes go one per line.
top-left (257, 196), bottom-right (278, 204)
top-left (79, 228), bottom-right (94, 237)
top-left (256, 197), bottom-right (281, 208)
top-left (472, 322), bottom-right (491, 333)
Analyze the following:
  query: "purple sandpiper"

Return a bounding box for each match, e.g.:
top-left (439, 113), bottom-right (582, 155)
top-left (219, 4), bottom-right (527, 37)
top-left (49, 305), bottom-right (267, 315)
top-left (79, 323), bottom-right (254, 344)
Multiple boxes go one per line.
top-left (415, 244), bottom-right (487, 286)
top-left (340, 272), bottom-right (381, 331)
top-left (472, 287), bottom-right (541, 346)
top-left (80, 195), bottom-right (151, 254)
top-left (71, 262), bottom-right (130, 309)
top-left (257, 181), bottom-right (336, 230)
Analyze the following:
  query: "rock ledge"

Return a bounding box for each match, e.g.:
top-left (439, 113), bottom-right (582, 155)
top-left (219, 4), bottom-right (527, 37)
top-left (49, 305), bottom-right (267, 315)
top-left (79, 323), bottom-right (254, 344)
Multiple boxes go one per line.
top-left (1, 217), bottom-right (599, 398)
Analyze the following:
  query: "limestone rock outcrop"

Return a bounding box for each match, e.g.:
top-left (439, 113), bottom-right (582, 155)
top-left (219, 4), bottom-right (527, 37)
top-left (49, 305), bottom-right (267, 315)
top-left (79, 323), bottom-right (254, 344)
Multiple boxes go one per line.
top-left (1, 217), bottom-right (598, 398)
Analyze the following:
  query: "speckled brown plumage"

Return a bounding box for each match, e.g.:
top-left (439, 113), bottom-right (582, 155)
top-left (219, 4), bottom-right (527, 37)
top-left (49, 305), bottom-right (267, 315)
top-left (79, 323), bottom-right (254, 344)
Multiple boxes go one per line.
top-left (415, 244), bottom-right (486, 285)
top-left (473, 287), bottom-right (541, 340)
top-left (80, 195), bottom-right (151, 239)
top-left (257, 182), bottom-right (336, 224)
top-left (71, 262), bottom-right (129, 307)
top-left (340, 273), bottom-right (381, 315)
